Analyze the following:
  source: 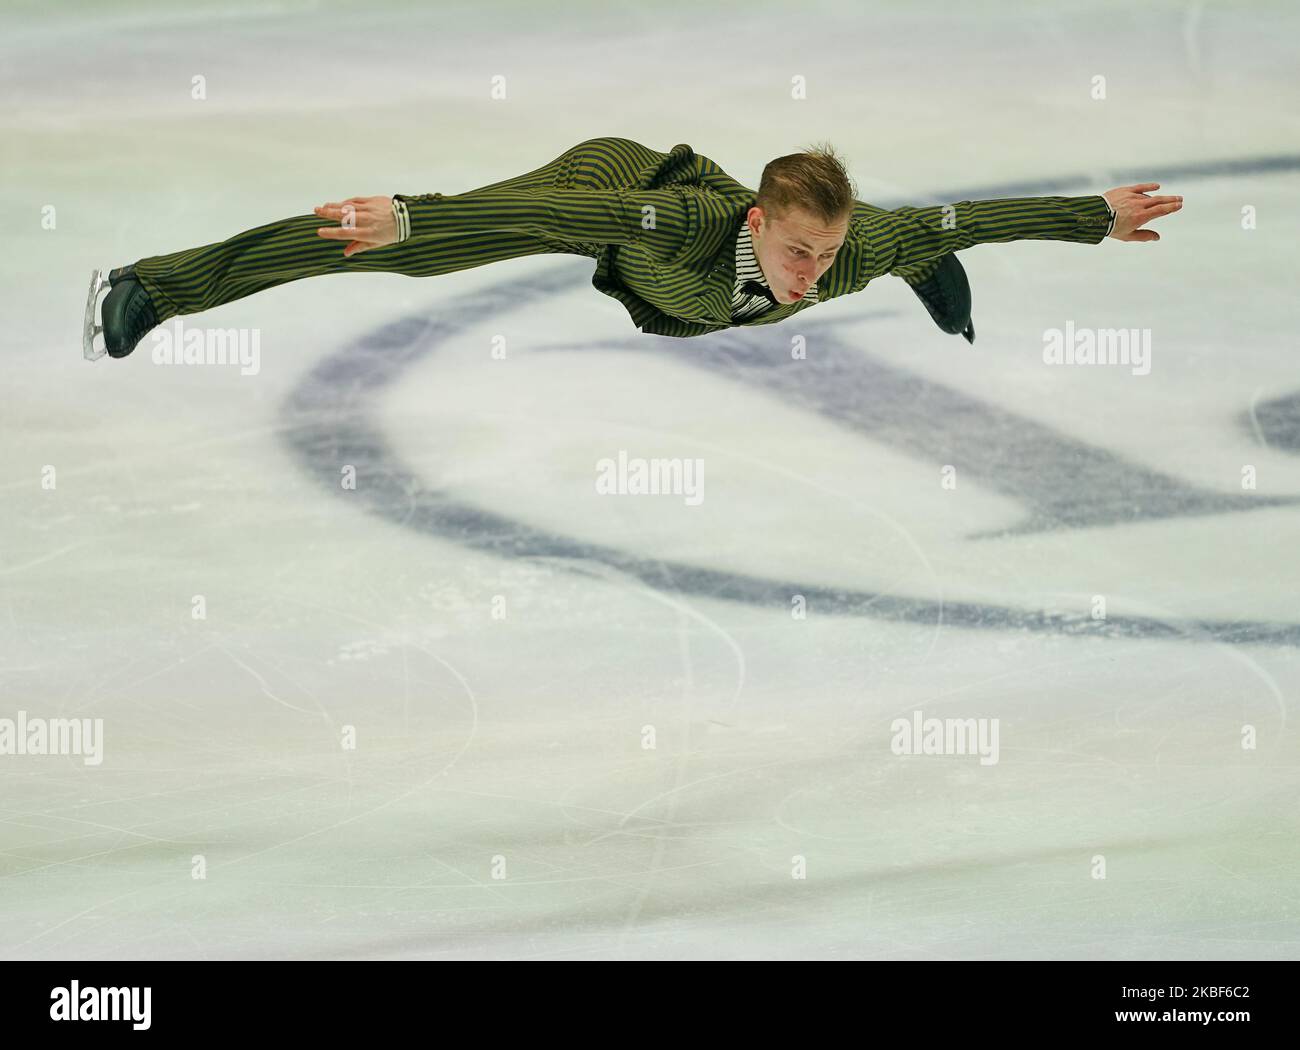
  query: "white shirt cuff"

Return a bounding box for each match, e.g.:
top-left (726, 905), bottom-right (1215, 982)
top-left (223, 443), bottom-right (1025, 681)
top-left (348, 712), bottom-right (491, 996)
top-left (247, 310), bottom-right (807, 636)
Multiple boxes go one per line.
top-left (391, 197), bottom-right (412, 243)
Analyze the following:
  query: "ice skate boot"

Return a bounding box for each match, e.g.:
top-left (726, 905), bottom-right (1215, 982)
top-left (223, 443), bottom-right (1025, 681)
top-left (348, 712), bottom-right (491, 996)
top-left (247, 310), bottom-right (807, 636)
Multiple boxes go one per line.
top-left (83, 266), bottom-right (159, 360)
top-left (908, 253), bottom-right (975, 345)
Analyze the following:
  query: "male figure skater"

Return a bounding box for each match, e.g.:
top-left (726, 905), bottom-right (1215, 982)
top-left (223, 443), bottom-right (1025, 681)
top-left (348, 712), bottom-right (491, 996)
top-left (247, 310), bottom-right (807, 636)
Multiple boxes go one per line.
top-left (83, 136), bottom-right (1182, 360)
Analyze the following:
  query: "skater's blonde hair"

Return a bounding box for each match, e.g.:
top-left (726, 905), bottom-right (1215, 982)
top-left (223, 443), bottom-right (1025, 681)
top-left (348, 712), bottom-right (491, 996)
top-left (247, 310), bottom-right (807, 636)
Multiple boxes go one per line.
top-left (757, 143), bottom-right (856, 226)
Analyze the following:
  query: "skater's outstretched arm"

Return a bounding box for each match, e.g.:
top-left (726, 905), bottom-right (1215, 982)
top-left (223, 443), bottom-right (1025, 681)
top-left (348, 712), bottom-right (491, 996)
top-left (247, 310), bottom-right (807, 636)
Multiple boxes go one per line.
top-left (314, 185), bottom-right (698, 263)
top-left (861, 184), bottom-right (1182, 277)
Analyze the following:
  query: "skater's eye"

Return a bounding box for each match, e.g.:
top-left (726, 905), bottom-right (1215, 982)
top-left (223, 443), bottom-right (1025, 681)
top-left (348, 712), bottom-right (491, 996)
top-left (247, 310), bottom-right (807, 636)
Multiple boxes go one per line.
top-left (790, 246), bottom-right (836, 260)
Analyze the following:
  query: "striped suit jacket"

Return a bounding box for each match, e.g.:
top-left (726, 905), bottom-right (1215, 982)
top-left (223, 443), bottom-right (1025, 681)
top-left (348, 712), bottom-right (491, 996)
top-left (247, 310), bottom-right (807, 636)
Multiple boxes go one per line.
top-left (395, 137), bottom-right (1114, 339)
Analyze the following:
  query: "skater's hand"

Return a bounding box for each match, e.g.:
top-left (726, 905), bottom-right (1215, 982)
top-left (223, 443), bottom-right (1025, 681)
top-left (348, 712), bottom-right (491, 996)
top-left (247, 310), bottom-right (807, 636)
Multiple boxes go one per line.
top-left (1102, 184), bottom-right (1183, 242)
top-left (314, 196), bottom-right (397, 257)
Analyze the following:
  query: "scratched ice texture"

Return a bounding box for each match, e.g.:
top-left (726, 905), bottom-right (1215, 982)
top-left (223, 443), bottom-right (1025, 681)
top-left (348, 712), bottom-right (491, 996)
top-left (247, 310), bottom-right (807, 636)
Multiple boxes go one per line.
top-left (2, 0), bottom-right (1299, 958)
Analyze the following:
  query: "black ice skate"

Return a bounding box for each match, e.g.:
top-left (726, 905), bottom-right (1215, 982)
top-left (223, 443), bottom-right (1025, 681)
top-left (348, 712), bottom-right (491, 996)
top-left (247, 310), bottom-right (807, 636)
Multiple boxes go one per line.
top-left (908, 253), bottom-right (976, 345)
top-left (83, 266), bottom-right (159, 360)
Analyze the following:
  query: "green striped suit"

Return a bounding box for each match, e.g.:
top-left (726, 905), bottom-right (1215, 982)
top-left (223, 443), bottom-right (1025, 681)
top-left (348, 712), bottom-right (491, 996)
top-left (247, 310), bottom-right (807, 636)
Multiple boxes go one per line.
top-left (131, 136), bottom-right (1114, 339)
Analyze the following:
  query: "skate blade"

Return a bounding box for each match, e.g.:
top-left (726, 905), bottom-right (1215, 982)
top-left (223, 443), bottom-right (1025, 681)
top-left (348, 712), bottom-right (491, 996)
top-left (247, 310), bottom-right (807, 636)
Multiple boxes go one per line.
top-left (83, 268), bottom-right (108, 361)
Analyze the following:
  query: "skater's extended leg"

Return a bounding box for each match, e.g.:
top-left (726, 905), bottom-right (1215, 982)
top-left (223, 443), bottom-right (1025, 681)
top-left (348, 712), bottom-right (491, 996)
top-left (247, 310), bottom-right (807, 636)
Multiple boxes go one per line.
top-left (130, 214), bottom-right (571, 324)
top-left (130, 137), bottom-right (656, 323)
top-left (93, 136), bottom-right (655, 359)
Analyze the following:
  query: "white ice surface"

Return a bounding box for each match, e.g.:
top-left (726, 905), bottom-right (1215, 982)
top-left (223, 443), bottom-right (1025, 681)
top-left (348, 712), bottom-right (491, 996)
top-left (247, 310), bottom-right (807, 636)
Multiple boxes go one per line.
top-left (2, 0), bottom-right (1299, 958)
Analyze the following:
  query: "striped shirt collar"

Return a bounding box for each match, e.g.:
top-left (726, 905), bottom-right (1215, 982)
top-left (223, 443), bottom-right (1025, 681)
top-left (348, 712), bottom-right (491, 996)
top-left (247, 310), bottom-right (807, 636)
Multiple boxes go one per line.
top-left (731, 215), bottom-right (818, 321)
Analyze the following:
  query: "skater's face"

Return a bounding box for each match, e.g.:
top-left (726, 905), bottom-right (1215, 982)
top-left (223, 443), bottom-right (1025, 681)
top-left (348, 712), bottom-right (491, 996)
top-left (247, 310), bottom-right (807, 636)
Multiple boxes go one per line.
top-left (748, 204), bottom-right (848, 304)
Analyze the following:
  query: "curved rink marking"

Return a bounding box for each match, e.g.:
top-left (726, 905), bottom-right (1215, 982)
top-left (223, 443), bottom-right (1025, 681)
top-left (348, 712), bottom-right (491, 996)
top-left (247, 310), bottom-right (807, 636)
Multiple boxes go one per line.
top-left (281, 156), bottom-right (1300, 648)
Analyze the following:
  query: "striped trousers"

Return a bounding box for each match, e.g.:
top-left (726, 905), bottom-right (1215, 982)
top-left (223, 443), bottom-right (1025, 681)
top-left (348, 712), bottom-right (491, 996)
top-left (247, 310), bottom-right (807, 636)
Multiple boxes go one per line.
top-left (130, 138), bottom-right (658, 324)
